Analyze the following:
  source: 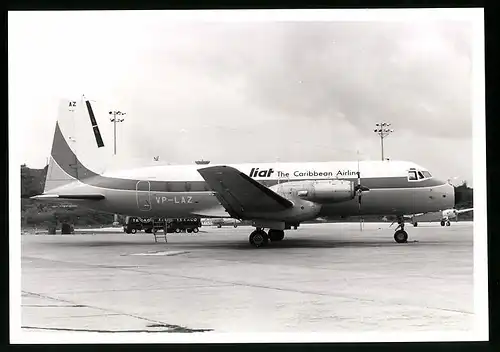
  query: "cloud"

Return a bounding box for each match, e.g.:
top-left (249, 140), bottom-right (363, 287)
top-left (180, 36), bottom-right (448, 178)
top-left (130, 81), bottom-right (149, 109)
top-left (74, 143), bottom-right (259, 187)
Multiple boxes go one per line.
top-left (9, 12), bottom-right (476, 185)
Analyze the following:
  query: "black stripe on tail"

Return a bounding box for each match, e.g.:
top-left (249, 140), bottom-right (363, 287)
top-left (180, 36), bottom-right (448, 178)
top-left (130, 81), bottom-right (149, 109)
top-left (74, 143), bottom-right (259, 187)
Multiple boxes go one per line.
top-left (85, 100), bottom-right (105, 148)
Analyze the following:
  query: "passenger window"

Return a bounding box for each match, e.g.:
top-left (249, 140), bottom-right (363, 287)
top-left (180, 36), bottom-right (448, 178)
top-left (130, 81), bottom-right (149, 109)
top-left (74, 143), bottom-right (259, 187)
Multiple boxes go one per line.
top-left (189, 182), bottom-right (202, 192)
top-left (408, 171), bottom-right (417, 181)
top-left (169, 182), bottom-right (185, 192)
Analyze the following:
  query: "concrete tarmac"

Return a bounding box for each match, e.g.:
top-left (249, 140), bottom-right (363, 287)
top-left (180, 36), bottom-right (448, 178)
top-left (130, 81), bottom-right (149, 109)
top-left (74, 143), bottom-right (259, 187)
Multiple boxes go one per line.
top-left (21, 222), bottom-right (474, 334)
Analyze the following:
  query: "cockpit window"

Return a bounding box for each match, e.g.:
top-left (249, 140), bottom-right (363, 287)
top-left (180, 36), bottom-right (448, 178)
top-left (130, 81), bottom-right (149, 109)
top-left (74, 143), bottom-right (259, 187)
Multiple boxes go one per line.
top-left (408, 171), bottom-right (417, 180)
top-left (409, 169), bottom-right (432, 181)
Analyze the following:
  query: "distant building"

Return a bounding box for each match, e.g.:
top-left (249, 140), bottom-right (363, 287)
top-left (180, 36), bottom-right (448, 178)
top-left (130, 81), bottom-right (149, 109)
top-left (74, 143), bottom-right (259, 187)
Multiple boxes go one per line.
top-left (195, 159), bottom-right (210, 165)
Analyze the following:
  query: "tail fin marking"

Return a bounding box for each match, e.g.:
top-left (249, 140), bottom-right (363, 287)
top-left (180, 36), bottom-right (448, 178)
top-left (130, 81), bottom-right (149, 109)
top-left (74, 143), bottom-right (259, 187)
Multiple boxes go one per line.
top-left (84, 100), bottom-right (105, 148)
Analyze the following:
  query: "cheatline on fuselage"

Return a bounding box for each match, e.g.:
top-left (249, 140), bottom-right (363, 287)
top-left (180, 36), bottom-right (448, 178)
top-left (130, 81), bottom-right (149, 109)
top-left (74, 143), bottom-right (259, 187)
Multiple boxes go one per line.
top-left (32, 98), bottom-right (455, 247)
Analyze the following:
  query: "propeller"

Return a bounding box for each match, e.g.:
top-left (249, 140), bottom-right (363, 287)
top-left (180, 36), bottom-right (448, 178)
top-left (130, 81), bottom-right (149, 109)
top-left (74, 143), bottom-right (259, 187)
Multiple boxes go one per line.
top-left (354, 151), bottom-right (370, 231)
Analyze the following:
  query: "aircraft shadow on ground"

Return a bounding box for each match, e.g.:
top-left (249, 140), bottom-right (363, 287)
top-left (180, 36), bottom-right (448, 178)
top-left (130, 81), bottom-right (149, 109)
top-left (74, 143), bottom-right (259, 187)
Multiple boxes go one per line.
top-left (41, 232), bottom-right (459, 250)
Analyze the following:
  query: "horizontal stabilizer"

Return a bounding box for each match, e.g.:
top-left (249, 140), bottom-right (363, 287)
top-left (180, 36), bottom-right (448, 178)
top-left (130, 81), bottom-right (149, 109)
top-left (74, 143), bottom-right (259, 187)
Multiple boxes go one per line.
top-left (198, 165), bottom-right (293, 218)
top-left (31, 194), bottom-right (105, 200)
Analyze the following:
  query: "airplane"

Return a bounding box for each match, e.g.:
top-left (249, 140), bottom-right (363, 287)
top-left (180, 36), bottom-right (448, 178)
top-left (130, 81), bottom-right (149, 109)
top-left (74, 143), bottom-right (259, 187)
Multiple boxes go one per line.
top-left (211, 218), bottom-right (242, 228)
top-left (31, 98), bottom-right (455, 247)
top-left (408, 207), bottom-right (473, 227)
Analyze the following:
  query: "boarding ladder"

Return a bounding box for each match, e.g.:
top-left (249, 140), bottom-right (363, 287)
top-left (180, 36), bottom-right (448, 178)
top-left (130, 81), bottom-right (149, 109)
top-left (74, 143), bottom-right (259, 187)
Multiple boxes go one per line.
top-left (152, 219), bottom-right (168, 243)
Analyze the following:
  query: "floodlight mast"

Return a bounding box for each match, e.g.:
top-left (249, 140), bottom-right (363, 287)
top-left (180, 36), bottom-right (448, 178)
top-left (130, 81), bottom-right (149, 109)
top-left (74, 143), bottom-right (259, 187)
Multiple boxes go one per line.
top-left (109, 109), bottom-right (126, 227)
top-left (373, 122), bottom-right (394, 161)
top-left (109, 110), bottom-right (126, 155)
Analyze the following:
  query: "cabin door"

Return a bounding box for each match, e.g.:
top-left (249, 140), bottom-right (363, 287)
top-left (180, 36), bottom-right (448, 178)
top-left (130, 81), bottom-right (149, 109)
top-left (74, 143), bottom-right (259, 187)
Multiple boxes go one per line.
top-left (136, 181), bottom-right (152, 211)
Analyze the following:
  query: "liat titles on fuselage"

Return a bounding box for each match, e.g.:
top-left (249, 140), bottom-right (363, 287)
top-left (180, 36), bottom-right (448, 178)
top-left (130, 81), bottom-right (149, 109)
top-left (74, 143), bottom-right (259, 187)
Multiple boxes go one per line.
top-left (249, 167), bottom-right (357, 178)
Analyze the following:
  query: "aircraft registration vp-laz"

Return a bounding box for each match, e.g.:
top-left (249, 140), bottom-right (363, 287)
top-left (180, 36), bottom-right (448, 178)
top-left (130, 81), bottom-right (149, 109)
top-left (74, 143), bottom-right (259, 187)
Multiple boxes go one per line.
top-left (32, 98), bottom-right (455, 247)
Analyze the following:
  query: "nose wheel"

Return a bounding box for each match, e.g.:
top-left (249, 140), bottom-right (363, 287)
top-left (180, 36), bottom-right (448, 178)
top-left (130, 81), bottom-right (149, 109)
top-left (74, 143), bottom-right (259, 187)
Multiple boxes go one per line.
top-left (394, 230), bottom-right (408, 243)
top-left (394, 217), bottom-right (409, 243)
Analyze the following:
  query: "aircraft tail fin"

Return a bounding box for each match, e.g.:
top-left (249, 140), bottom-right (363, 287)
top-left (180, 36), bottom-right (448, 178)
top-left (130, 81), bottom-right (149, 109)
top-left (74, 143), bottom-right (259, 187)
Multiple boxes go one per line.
top-left (43, 98), bottom-right (102, 193)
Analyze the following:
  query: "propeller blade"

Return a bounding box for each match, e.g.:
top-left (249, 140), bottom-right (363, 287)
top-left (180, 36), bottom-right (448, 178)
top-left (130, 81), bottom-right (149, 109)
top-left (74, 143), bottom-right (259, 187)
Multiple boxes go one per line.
top-left (356, 151), bottom-right (363, 231)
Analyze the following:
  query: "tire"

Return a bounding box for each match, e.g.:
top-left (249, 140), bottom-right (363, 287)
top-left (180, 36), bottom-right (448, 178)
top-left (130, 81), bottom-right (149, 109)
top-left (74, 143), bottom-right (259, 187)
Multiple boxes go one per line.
top-left (268, 229), bottom-right (285, 241)
top-left (249, 230), bottom-right (269, 248)
top-left (175, 228), bottom-right (181, 233)
top-left (217, 224), bottom-right (222, 228)
top-left (440, 220), bottom-right (445, 226)
top-left (413, 222), bottom-right (418, 227)
top-left (187, 228), bottom-right (193, 233)
top-left (131, 228), bottom-right (137, 234)
top-left (192, 227), bottom-right (199, 233)
top-left (394, 230), bottom-right (408, 243)
top-left (446, 221), bottom-right (451, 226)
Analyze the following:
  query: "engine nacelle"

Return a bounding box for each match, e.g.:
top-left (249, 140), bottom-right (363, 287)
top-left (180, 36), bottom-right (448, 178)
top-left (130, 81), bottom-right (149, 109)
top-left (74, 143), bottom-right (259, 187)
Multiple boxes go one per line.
top-left (274, 179), bottom-right (356, 204)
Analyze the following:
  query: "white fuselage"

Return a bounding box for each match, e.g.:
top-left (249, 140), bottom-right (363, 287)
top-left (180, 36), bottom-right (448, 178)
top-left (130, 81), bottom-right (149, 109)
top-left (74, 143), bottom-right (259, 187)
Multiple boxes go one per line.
top-left (56, 160), bottom-right (454, 219)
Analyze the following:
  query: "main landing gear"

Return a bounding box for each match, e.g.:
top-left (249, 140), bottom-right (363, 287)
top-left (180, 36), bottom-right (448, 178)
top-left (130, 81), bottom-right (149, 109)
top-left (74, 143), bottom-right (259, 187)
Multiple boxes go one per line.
top-left (249, 228), bottom-right (285, 248)
top-left (393, 217), bottom-right (409, 244)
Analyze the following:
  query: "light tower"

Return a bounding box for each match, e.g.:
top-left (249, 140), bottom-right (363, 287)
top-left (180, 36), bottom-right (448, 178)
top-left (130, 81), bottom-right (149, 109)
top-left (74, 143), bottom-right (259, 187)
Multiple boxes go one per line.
top-left (373, 122), bottom-right (394, 161)
top-left (109, 110), bottom-right (126, 155)
top-left (109, 109), bottom-right (126, 226)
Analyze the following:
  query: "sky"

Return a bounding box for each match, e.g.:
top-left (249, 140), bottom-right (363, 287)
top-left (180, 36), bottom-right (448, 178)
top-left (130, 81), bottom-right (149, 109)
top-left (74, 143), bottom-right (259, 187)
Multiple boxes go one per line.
top-left (9, 9), bottom-right (483, 187)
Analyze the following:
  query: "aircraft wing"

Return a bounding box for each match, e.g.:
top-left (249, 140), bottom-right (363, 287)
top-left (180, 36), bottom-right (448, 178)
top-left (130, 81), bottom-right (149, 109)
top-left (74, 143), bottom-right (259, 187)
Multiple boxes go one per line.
top-left (192, 205), bottom-right (233, 218)
top-left (197, 165), bottom-right (293, 218)
top-left (31, 194), bottom-right (105, 200)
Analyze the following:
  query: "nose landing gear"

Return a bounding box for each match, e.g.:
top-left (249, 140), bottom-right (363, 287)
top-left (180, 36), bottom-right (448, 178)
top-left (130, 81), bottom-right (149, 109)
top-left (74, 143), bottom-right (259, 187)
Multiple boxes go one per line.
top-left (394, 217), bottom-right (409, 243)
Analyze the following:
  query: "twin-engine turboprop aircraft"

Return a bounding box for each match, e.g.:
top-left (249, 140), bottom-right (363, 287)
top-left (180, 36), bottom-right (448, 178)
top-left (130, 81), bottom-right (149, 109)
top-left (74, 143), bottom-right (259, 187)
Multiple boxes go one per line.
top-left (32, 98), bottom-right (455, 247)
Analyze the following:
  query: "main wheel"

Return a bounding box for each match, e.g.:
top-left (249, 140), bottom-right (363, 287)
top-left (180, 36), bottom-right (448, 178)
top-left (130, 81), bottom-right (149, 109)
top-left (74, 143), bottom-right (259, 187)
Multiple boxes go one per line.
top-left (413, 222), bottom-right (418, 227)
top-left (217, 224), bottom-right (222, 228)
top-left (234, 224), bottom-right (238, 228)
top-left (440, 220), bottom-right (445, 226)
top-left (268, 229), bottom-right (285, 241)
top-left (249, 230), bottom-right (269, 248)
top-left (446, 221), bottom-right (451, 226)
top-left (394, 230), bottom-right (408, 243)
top-left (192, 227), bottom-right (199, 233)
